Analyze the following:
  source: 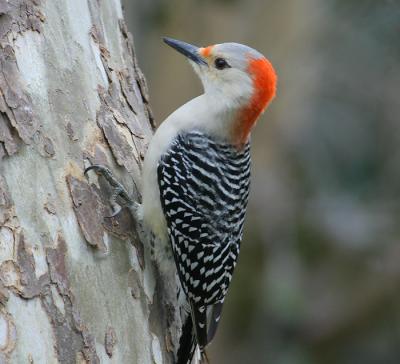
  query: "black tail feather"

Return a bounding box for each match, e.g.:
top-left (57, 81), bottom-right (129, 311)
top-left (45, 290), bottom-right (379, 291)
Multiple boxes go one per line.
top-left (207, 301), bottom-right (223, 343)
top-left (177, 314), bottom-right (197, 364)
top-left (191, 303), bottom-right (208, 348)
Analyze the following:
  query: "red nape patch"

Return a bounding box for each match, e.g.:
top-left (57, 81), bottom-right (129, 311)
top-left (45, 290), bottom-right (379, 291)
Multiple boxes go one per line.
top-left (234, 57), bottom-right (277, 146)
top-left (200, 45), bottom-right (214, 57)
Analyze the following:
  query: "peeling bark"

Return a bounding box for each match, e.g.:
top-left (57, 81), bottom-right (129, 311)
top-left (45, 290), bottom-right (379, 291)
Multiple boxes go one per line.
top-left (0, 0), bottom-right (44, 158)
top-left (104, 326), bottom-right (117, 358)
top-left (0, 0), bottom-right (177, 363)
top-left (67, 175), bottom-right (108, 251)
top-left (45, 235), bottom-right (99, 364)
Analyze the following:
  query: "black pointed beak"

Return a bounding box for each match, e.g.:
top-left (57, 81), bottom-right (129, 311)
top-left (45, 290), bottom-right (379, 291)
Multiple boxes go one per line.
top-left (163, 37), bottom-right (207, 65)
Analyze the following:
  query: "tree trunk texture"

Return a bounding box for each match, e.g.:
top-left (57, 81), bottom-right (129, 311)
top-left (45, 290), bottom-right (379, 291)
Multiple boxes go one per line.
top-left (0, 1), bottom-right (176, 363)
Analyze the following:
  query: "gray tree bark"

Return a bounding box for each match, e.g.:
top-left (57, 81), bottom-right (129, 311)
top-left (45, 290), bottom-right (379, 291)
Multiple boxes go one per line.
top-left (0, 1), bottom-right (176, 363)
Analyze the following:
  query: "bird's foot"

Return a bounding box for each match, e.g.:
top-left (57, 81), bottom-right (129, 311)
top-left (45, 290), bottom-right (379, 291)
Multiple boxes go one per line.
top-left (84, 164), bottom-right (140, 219)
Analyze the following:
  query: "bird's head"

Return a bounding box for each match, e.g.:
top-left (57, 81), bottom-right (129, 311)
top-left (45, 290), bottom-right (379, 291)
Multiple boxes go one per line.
top-left (163, 37), bottom-right (277, 146)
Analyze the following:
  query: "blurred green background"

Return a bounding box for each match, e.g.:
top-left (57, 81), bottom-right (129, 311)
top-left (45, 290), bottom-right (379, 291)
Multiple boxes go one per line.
top-left (122, 1), bottom-right (400, 363)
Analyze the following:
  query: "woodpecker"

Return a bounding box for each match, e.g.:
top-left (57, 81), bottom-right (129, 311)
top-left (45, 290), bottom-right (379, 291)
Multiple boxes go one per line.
top-left (86, 37), bottom-right (276, 364)
top-left (142, 38), bottom-right (276, 363)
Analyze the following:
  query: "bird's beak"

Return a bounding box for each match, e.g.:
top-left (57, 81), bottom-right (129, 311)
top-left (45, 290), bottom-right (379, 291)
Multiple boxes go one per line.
top-left (163, 37), bottom-right (207, 66)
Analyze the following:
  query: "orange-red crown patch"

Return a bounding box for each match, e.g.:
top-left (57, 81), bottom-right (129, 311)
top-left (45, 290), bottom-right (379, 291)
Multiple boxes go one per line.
top-left (233, 57), bottom-right (277, 146)
top-left (200, 45), bottom-right (214, 57)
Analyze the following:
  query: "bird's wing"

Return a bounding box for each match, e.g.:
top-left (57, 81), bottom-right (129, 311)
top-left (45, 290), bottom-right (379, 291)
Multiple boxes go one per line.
top-left (157, 130), bottom-right (251, 347)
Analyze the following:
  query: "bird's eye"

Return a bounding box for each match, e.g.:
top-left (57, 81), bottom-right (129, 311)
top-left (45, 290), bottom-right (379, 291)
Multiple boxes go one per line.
top-left (214, 58), bottom-right (230, 70)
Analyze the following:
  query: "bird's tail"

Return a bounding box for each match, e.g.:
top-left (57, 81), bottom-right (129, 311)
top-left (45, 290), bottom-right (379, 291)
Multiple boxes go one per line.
top-left (177, 313), bottom-right (197, 364)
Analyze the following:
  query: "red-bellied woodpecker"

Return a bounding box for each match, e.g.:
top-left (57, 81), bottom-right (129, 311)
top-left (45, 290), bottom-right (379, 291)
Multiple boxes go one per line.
top-left (86, 37), bottom-right (277, 364)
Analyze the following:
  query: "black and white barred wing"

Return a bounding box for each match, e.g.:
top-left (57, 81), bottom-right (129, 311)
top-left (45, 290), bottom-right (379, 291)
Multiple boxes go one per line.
top-left (157, 131), bottom-right (251, 345)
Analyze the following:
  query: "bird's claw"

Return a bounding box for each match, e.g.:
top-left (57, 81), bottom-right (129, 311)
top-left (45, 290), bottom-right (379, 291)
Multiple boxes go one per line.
top-left (85, 164), bottom-right (134, 217)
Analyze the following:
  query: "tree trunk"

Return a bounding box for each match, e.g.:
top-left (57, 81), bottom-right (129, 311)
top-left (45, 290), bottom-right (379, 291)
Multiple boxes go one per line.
top-left (0, 1), bottom-right (176, 363)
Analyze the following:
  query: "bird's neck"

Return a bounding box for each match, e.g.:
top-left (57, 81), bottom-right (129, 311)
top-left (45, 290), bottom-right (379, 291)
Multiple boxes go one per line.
top-left (232, 58), bottom-right (277, 146)
top-left (199, 92), bottom-right (261, 149)
top-left (231, 96), bottom-right (266, 147)
top-left (198, 93), bottom-right (248, 145)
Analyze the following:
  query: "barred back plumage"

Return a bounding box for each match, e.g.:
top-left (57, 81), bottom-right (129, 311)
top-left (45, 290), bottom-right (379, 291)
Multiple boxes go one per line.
top-left (157, 130), bottom-right (251, 356)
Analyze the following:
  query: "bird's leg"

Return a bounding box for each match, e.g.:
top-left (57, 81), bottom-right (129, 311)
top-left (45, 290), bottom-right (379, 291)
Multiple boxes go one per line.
top-left (84, 164), bottom-right (141, 221)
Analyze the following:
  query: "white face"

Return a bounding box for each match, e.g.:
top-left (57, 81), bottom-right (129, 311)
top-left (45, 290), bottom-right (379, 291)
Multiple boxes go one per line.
top-left (191, 43), bottom-right (263, 108)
